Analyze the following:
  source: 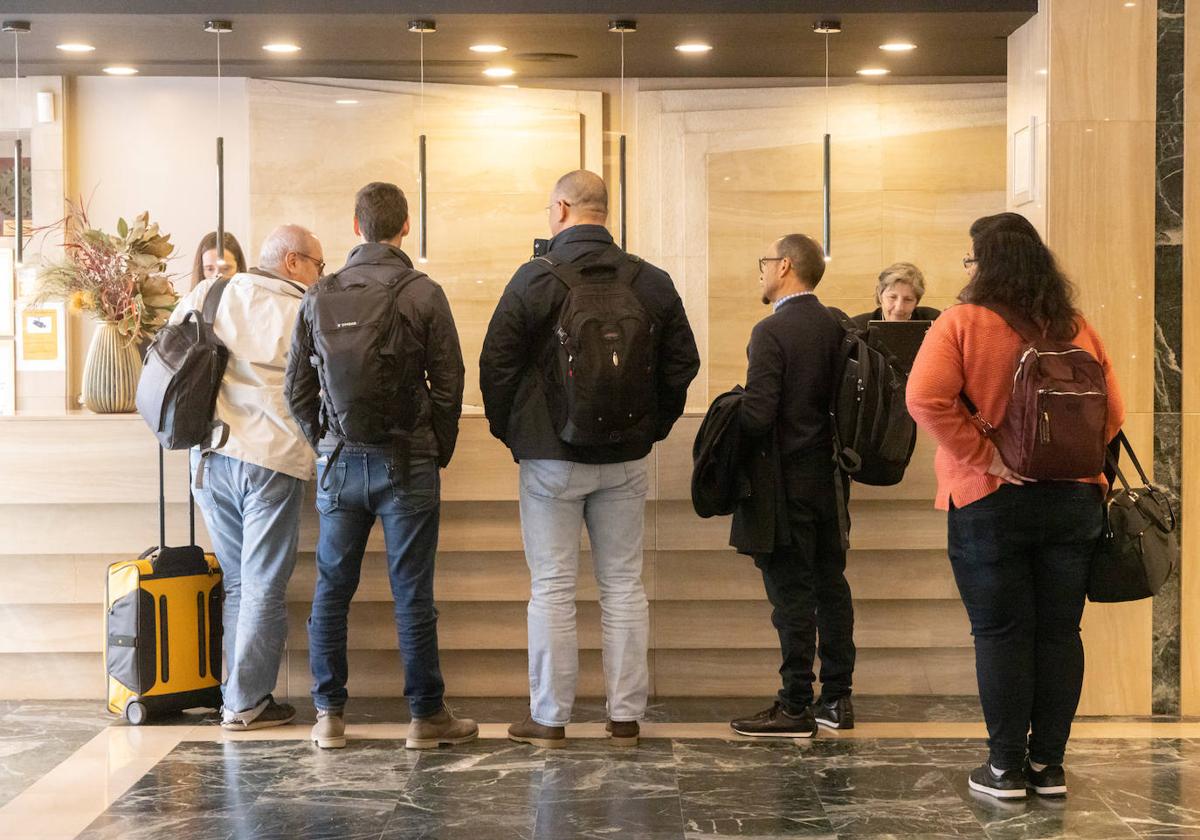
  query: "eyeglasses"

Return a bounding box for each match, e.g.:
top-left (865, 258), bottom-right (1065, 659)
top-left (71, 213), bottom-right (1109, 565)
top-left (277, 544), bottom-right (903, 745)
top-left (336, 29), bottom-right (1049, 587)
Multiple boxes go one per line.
top-left (962, 255), bottom-right (978, 268)
top-left (543, 199), bottom-right (573, 212)
top-left (295, 252), bottom-right (326, 274)
top-left (758, 256), bottom-right (784, 272)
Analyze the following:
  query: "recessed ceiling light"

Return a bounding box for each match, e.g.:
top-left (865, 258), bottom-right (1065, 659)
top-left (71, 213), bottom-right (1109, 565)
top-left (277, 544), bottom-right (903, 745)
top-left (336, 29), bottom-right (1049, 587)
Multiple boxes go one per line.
top-left (879, 42), bottom-right (916, 52)
top-left (857, 67), bottom-right (890, 76)
top-left (263, 43), bottom-right (301, 53)
top-left (56, 42), bottom-right (95, 53)
top-left (102, 66), bottom-right (138, 75)
top-left (470, 44), bottom-right (507, 53)
top-left (335, 99), bottom-right (359, 105)
top-left (675, 43), bottom-right (713, 53)
top-left (483, 67), bottom-right (516, 78)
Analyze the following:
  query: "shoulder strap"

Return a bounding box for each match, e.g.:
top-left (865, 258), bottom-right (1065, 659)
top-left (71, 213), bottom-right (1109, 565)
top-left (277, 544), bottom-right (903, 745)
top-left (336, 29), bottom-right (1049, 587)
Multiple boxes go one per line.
top-left (201, 277), bottom-right (231, 325)
top-left (979, 301), bottom-right (1042, 343)
top-left (533, 254), bottom-right (584, 291)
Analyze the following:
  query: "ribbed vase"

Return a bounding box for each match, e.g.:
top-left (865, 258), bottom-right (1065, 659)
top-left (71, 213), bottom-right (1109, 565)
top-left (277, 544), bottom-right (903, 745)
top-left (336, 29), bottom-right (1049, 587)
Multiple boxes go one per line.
top-left (81, 322), bottom-right (143, 414)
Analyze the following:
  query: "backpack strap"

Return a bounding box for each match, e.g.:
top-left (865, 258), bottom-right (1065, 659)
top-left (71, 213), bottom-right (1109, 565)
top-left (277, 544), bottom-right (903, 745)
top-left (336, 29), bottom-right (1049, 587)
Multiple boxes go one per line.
top-left (978, 301), bottom-right (1044, 343)
top-left (534, 246), bottom-right (643, 291)
top-left (193, 277), bottom-right (233, 490)
top-left (533, 254), bottom-right (584, 290)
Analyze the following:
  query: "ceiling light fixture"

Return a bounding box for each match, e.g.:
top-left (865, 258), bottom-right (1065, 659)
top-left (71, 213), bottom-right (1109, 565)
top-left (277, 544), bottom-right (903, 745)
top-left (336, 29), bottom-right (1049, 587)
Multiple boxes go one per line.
top-left (410, 19), bottom-right (435, 263)
top-left (56, 42), bottom-right (95, 52)
top-left (879, 42), bottom-right (916, 52)
top-left (3, 20), bottom-right (29, 265)
top-left (262, 43), bottom-right (301, 53)
top-left (610, 20), bottom-right (637, 249)
top-left (470, 44), bottom-right (506, 53)
top-left (675, 42), bottom-right (713, 53)
top-left (102, 66), bottom-right (138, 75)
top-left (857, 67), bottom-right (890, 76)
top-left (483, 66), bottom-right (516, 78)
top-left (206, 20), bottom-right (233, 280)
top-left (813, 19), bottom-right (841, 262)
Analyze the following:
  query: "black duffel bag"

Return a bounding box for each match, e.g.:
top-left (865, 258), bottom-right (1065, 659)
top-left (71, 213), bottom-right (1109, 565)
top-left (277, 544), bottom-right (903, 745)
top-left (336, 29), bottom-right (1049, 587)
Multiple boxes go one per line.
top-left (1087, 430), bottom-right (1178, 603)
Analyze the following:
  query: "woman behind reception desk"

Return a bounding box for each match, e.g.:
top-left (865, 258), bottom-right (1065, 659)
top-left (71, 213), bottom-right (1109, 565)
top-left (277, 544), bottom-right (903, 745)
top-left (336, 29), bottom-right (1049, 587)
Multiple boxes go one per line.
top-left (851, 262), bottom-right (941, 330)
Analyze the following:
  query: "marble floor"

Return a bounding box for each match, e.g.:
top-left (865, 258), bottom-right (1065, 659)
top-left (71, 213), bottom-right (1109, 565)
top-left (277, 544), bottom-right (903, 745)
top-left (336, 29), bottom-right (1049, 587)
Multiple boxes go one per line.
top-left (2, 698), bottom-right (1199, 840)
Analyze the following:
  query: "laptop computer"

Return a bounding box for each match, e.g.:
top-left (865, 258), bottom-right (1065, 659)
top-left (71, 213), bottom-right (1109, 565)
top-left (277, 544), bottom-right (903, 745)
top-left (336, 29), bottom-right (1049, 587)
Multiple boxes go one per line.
top-left (867, 320), bottom-right (934, 372)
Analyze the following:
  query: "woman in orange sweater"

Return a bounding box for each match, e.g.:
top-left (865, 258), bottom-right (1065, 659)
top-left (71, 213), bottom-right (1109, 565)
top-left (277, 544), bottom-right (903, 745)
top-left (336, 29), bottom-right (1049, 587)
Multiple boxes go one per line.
top-left (907, 213), bottom-right (1124, 801)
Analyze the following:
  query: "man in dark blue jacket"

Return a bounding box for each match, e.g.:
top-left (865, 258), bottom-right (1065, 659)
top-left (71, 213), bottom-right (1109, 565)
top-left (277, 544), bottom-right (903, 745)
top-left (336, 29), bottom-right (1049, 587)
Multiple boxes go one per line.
top-left (729, 233), bottom-right (856, 739)
top-left (481, 170), bottom-right (699, 748)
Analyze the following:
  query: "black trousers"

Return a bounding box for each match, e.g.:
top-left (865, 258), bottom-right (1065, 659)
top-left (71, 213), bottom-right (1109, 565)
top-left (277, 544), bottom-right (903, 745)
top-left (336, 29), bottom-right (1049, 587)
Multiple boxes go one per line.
top-left (755, 471), bottom-right (855, 714)
top-left (948, 482), bottom-right (1102, 770)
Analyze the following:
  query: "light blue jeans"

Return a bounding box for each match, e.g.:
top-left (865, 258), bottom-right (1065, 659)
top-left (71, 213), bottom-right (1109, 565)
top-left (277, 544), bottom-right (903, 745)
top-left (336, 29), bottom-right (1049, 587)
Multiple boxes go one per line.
top-left (191, 451), bottom-right (305, 717)
top-left (519, 457), bottom-right (650, 727)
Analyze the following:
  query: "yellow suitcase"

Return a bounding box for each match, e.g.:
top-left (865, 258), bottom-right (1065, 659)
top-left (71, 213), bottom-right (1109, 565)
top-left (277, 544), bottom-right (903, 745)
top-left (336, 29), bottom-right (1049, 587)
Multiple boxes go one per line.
top-left (105, 448), bottom-right (223, 724)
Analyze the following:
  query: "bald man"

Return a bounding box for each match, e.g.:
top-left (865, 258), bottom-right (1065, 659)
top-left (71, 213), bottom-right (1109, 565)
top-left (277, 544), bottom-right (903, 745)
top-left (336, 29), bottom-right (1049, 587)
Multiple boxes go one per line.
top-left (168, 223), bottom-right (325, 731)
top-left (481, 169), bottom-right (700, 747)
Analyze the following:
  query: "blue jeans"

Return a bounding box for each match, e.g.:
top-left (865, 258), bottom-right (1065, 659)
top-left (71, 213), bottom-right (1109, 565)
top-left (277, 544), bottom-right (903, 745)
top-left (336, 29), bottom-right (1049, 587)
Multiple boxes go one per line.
top-left (308, 450), bottom-right (445, 717)
top-left (189, 451), bottom-right (305, 716)
top-left (948, 482), bottom-right (1102, 769)
top-left (519, 458), bottom-right (650, 727)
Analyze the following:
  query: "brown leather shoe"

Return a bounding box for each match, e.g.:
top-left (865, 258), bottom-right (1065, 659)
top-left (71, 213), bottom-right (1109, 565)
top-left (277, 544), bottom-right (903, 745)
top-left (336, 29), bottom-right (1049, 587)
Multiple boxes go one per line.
top-left (405, 706), bottom-right (479, 749)
top-left (606, 719), bottom-right (640, 747)
top-left (507, 713), bottom-right (566, 749)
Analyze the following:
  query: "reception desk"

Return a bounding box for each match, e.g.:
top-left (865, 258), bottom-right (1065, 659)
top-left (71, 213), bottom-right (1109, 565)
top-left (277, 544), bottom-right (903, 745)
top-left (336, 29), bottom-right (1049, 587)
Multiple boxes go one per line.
top-left (0, 411), bottom-right (1144, 713)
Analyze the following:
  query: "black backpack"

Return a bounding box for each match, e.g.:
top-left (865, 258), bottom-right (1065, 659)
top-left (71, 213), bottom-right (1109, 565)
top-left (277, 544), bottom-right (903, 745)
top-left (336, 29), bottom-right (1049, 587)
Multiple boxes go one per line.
top-left (536, 248), bottom-right (657, 447)
top-left (306, 267), bottom-right (425, 446)
top-left (829, 310), bottom-right (917, 486)
top-left (136, 278), bottom-right (230, 453)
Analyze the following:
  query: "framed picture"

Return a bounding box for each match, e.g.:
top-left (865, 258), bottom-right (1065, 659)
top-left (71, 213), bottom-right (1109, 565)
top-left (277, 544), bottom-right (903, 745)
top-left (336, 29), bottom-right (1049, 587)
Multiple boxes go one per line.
top-left (0, 248), bottom-right (12, 336)
top-left (1013, 116), bottom-right (1036, 206)
top-left (15, 300), bottom-right (66, 372)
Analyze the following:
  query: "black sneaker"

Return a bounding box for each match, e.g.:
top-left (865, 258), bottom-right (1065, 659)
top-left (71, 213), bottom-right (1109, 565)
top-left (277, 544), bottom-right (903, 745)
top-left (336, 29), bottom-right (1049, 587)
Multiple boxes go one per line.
top-left (812, 695), bottom-right (855, 730)
top-left (221, 695), bottom-right (297, 731)
top-left (730, 702), bottom-right (817, 738)
top-left (1025, 762), bottom-right (1067, 797)
top-left (968, 764), bottom-right (1028, 800)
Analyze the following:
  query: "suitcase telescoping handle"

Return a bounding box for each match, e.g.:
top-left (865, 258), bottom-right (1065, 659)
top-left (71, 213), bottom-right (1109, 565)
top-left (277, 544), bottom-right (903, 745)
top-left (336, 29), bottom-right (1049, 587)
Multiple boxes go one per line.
top-left (156, 444), bottom-right (197, 553)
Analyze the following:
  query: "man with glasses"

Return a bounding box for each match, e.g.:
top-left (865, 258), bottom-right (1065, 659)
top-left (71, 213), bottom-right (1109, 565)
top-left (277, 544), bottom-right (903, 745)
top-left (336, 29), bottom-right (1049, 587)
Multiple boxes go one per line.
top-left (481, 170), bottom-right (699, 748)
top-left (168, 224), bottom-right (325, 731)
top-left (729, 233), bottom-right (856, 739)
top-left (287, 181), bottom-right (475, 750)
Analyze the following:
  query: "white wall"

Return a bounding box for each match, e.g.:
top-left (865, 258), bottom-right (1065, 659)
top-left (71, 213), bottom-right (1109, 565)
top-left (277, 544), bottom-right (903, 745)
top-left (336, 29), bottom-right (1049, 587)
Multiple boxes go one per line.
top-left (68, 76), bottom-right (251, 285)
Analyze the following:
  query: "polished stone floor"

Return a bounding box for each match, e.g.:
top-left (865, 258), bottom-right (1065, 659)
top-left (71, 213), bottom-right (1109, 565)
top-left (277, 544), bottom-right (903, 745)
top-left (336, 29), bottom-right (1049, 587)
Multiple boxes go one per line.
top-left (3, 698), bottom-right (1200, 840)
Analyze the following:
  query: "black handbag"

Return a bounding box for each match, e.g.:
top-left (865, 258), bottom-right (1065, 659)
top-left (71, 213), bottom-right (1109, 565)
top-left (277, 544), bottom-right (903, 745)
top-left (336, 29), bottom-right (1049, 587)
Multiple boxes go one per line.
top-left (1087, 431), bottom-right (1178, 603)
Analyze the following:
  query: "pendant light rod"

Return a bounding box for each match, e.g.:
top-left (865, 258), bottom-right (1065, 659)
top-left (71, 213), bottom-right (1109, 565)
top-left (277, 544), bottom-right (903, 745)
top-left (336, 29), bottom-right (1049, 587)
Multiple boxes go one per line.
top-left (205, 19), bottom-right (233, 276)
top-left (813, 19), bottom-right (840, 262)
top-left (3, 21), bottom-right (29, 265)
top-left (410, 20), bottom-right (435, 263)
top-left (609, 20), bottom-right (636, 251)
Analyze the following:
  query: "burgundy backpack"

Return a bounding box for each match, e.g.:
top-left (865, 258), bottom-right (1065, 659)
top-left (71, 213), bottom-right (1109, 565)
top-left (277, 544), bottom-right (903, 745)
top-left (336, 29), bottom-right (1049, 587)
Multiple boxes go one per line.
top-left (961, 304), bottom-right (1108, 480)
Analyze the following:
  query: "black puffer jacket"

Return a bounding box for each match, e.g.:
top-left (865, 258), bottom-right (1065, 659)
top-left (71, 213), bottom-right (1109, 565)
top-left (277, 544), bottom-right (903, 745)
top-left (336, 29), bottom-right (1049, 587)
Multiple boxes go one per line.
top-left (285, 243), bottom-right (465, 468)
top-left (480, 225), bottom-right (700, 464)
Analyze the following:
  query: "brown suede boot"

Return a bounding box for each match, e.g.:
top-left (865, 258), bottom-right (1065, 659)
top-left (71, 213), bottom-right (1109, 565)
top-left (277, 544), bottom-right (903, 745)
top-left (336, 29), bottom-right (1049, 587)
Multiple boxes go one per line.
top-left (508, 713), bottom-right (566, 749)
top-left (606, 719), bottom-right (640, 747)
top-left (405, 706), bottom-right (479, 750)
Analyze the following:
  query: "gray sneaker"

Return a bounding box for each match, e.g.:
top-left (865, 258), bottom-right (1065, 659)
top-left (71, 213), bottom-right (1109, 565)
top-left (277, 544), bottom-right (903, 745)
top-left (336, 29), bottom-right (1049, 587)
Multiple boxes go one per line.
top-left (221, 695), bottom-right (296, 731)
top-left (406, 705), bottom-right (479, 749)
top-left (311, 708), bottom-right (346, 749)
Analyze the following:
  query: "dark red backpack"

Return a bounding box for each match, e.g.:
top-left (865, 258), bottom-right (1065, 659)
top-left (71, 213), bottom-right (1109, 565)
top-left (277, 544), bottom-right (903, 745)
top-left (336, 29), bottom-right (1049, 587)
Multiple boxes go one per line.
top-left (962, 304), bottom-right (1108, 480)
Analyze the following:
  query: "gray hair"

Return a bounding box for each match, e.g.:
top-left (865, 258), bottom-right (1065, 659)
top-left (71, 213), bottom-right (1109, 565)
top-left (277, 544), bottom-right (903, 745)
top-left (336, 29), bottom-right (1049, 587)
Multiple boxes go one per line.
top-left (551, 169), bottom-right (608, 218)
top-left (259, 224), bottom-right (317, 271)
top-left (876, 262), bottom-right (926, 304)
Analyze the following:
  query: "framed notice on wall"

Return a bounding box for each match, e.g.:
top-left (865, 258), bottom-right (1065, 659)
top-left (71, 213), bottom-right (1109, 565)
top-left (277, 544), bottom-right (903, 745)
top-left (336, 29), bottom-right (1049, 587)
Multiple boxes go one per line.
top-left (15, 301), bottom-right (66, 371)
top-left (0, 248), bottom-right (13, 336)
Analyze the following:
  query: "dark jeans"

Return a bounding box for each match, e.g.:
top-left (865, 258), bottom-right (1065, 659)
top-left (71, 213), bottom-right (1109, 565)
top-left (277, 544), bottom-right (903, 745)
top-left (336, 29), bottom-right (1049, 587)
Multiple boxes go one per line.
top-left (948, 482), bottom-right (1103, 770)
top-left (309, 450), bottom-right (445, 717)
top-left (755, 470), bottom-right (855, 714)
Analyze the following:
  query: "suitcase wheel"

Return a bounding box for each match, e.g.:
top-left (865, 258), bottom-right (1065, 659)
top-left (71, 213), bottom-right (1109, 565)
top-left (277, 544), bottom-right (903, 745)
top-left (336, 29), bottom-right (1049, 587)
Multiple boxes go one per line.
top-left (125, 700), bottom-right (148, 726)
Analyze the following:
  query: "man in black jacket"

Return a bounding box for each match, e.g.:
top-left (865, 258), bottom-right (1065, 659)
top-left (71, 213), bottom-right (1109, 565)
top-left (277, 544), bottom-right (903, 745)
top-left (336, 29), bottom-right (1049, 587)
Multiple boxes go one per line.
top-left (286, 181), bottom-right (475, 751)
top-left (481, 170), bottom-right (699, 748)
top-left (729, 233), bottom-right (857, 740)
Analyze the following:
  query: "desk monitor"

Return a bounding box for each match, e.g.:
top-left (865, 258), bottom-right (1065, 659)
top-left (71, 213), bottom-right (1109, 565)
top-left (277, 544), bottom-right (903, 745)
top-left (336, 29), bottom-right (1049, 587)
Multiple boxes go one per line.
top-left (867, 319), bottom-right (933, 373)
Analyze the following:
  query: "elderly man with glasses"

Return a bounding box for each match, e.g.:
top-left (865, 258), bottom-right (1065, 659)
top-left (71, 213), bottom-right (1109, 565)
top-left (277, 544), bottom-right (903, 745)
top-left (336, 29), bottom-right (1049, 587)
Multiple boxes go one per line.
top-left (168, 223), bottom-right (326, 731)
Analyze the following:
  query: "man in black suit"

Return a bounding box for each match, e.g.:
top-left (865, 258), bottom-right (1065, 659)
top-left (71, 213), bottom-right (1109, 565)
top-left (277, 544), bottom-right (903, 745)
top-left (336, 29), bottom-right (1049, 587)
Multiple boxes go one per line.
top-left (730, 233), bottom-right (856, 739)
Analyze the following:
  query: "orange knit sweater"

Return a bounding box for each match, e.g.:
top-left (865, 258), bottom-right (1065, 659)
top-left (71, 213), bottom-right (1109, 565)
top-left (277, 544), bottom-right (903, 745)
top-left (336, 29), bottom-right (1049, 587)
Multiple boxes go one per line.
top-left (906, 304), bottom-right (1126, 511)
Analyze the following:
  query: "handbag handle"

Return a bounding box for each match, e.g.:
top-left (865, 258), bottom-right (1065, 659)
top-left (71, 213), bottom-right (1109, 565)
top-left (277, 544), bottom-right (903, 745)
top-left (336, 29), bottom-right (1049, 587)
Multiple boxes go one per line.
top-left (1105, 430), bottom-right (1150, 491)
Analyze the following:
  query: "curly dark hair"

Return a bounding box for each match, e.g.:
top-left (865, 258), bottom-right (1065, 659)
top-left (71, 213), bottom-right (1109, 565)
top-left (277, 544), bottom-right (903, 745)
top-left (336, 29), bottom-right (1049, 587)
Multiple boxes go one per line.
top-left (961, 212), bottom-right (1080, 341)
